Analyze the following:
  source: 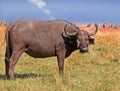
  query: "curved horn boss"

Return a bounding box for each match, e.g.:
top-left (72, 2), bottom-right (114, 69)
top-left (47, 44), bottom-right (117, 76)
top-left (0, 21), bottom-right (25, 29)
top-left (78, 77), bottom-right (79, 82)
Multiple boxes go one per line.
top-left (64, 24), bottom-right (78, 37)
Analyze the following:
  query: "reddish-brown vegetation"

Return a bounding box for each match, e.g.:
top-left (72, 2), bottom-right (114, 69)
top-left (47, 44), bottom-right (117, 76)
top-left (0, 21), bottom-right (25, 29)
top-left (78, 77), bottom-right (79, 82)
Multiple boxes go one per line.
top-left (0, 24), bottom-right (7, 56)
top-left (78, 24), bottom-right (120, 32)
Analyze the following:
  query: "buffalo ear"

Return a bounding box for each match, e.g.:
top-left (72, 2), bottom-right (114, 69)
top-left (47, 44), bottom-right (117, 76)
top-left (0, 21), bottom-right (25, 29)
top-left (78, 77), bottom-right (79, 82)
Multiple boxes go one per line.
top-left (89, 37), bottom-right (94, 44)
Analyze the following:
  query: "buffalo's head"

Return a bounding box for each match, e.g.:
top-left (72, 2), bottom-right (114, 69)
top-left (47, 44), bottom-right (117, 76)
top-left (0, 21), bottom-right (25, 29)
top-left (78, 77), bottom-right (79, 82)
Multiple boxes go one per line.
top-left (63, 23), bottom-right (98, 53)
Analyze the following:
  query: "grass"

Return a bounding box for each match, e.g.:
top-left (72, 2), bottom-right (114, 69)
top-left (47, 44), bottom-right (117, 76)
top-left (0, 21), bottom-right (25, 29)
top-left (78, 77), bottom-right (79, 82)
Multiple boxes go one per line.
top-left (0, 24), bottom-right (120, 91)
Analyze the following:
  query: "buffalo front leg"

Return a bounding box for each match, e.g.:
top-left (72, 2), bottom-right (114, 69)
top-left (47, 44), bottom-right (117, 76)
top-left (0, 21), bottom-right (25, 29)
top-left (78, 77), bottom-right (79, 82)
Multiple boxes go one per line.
top-left (56, 49), bottom-right (66, 76)
top-left (57, 57), bottom-right (64, 76)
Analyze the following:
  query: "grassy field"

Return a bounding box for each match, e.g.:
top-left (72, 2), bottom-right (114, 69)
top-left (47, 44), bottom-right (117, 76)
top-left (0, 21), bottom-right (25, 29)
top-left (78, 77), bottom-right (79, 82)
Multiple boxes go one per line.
top-left (0, 24), bottom-right (120, 91)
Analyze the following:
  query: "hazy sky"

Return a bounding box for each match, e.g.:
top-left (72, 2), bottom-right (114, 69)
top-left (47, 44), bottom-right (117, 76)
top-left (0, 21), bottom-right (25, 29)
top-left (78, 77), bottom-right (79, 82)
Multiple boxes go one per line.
top-left (0, 0), bottom-right (120, 23)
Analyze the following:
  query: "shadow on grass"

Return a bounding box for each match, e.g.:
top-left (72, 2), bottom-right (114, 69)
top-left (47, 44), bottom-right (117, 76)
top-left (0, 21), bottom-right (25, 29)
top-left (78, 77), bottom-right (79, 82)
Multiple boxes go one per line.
top-left (0, 74), bottom-right (5, 79)
top-left (0, 73), bottom-right (52, 80)
top-left (15, 73), bottom-right (44, 79)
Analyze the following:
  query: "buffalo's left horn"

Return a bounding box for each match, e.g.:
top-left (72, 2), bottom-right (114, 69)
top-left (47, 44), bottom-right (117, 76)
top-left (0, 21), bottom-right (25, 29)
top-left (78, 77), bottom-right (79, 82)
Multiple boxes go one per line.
top-left (88, 24), bottom-right (98, 36)
top-left (64, 24), bottom-right (77, 36)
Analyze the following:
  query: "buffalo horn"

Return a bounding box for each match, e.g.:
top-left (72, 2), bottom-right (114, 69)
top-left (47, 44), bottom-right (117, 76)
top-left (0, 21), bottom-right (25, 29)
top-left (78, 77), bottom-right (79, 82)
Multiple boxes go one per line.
top-left (88, 24), bottom-right (98, 36)
top-left (64, 24), bottom-right (77, 36)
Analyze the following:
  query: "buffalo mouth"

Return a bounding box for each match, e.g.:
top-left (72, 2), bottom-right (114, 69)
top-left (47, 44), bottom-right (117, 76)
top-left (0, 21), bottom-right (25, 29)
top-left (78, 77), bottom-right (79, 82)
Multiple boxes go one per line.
top-left (79, 49), bottom-right (88, 53)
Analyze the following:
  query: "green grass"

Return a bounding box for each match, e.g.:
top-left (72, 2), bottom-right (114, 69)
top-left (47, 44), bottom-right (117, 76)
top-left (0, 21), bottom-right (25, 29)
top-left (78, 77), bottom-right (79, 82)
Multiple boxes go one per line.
top-left (0, 31), bottom-right (120, 91)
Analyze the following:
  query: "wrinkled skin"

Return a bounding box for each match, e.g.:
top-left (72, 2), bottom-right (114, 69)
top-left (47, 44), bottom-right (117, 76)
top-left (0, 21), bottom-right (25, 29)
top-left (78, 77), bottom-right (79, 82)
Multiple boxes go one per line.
top-left (4, 19), bottom-right (98, 80)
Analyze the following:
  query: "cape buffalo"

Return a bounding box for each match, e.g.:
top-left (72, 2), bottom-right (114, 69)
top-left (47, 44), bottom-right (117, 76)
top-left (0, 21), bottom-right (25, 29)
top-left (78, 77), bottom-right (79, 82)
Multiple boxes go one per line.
top-left (5, 19), bottom-right (98, 80)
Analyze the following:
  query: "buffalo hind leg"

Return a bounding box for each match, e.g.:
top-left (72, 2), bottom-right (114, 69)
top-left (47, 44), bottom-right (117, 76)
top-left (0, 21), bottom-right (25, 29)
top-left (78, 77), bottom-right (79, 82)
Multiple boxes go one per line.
top-left (9, 49), bottom-right (24, 80)
top-left (5, 58), bottom-right (10, 79)
top-left (5, 57), bottom-right (10, 79)
top-left (5, 47), bottom-right (12, 79)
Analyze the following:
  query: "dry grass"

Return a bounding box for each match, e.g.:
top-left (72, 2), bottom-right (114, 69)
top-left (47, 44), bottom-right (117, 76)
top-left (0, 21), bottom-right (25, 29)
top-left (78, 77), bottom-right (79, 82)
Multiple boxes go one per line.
top-left (0, 24), bottom-right (120, 91)
top-left (0, 24), bottom-right (6, 56)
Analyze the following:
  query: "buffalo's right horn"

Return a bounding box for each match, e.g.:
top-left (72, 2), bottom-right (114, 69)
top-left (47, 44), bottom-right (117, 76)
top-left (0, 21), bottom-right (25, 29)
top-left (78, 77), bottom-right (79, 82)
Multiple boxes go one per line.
top-left (64, 24), bottom-right (77, 36)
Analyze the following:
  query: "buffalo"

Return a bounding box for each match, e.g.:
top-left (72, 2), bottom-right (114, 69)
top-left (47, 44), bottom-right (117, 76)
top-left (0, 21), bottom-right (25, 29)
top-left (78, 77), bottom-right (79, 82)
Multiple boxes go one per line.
top-left (5, 19), bottom-right (98, 80)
